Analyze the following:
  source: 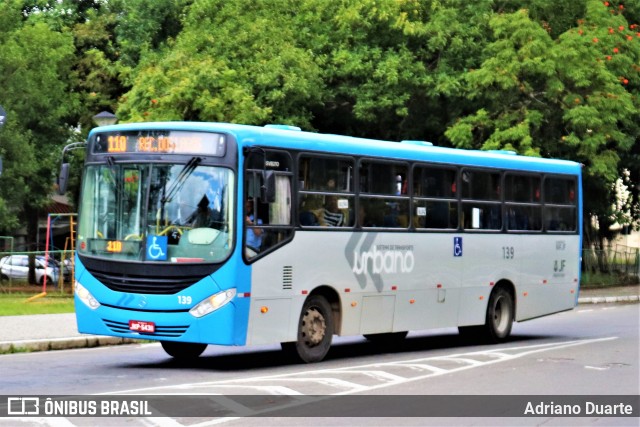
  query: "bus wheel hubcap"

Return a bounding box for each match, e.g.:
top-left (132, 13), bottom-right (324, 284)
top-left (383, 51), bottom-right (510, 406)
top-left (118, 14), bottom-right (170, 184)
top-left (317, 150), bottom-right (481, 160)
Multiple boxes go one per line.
top-left (493, 297), bottom-right (508, 332)
top-left (301, 308), bottom-right (326, 346)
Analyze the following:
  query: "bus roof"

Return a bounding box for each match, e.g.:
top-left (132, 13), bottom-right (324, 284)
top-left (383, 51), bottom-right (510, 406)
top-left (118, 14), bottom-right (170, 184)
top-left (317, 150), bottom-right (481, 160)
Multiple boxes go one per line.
top-left (90, 122), bottom-right (581, 176)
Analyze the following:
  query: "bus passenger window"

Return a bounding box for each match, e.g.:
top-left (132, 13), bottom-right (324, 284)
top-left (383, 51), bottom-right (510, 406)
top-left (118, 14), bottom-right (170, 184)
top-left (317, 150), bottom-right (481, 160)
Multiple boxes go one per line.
top-left (507, 206), bottom-right (542, 231)
top-left (505, 174), bottom-right (542, 232)
top-left (542, 177), bottom-right (577, 233)
top-left (414, 201), bottom-right (457, 229)
top-left (462, 203), bottom-right (501, 230)
top-left (462, 170), bottom-right (500, 201)
top-left (297, 155), bottom-right (355, 229)
top-left (413, 167), bottom-right (457, 198)
top-left (545, 207), bottom-right (576, 231)
top-left (298, 156), bottom-right (353, 192)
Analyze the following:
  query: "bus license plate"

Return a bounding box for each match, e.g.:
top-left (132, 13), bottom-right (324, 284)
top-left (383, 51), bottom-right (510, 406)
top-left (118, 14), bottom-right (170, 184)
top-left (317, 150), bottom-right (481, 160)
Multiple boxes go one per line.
top-left (129, 320), bottom-right (155, 333)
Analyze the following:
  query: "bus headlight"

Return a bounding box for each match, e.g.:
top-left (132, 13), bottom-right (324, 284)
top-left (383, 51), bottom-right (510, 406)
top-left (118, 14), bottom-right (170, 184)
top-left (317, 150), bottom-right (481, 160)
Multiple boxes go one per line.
top-left (189, 289), bottom-right (236, 318)
top-left (75, 281), bottom-right (100, 309)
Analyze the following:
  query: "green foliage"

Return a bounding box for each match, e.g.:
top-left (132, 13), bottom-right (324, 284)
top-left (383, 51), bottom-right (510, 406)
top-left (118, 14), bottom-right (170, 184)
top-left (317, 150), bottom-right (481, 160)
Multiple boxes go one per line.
top-left (446, 1), bottom-right (640, 239)
top-left (0, 1), bottom-right (79, 237)
top-left (0, 0), bottom-right (638, 246)
top-left (111, 0), bottom-right (189, 68)
top-left (117, 0), bottom-right (325, 127)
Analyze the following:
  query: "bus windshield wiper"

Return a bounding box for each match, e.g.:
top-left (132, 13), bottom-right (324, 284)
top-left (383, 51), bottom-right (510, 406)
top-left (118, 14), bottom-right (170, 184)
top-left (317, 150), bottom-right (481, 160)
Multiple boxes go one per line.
top-left (162, 156), bottom-right (202, 204)
top-left (105, 156), bottom-right (123, 200)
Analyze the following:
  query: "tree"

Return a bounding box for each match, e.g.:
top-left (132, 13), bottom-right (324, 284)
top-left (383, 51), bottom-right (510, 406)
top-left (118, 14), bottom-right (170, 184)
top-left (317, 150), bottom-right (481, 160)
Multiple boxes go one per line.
top-left (117, 0), bottom-right (325, 127)
top-left (312, 0), bottom-right (493, 141)
top-left (0, 1), bottom-right (78, 259)
top-left (111, 0), bottom-right (189, 68)
top-left (445, 1), bottom-right (640, 246)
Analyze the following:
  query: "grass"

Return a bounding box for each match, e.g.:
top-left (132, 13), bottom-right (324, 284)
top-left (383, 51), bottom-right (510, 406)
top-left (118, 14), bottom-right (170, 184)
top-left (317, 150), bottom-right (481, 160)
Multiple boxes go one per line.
top-left (581, 272), bottom-right (639, 288)
top-left (0, 293), bottom-right (74, 316)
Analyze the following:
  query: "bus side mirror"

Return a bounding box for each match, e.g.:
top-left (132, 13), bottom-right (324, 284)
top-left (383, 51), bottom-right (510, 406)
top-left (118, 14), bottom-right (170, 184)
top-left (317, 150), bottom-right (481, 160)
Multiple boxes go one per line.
top-left (58, 163), bottom-right (70, 195)
top-left (260, 170), bottom-right (276, 203)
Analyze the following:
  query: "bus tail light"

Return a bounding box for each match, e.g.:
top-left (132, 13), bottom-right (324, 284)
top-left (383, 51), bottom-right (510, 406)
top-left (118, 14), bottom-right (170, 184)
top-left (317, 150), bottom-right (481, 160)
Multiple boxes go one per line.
top-left (75, 281), bottom-right (100, 310)
top-left (190, 289), bottom-right (236, 318)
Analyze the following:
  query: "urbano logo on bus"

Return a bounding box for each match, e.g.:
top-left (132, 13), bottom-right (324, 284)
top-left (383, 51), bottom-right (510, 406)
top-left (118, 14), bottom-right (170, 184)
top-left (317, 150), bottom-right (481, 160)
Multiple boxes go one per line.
top-left (352, 244), bottom-right (415, 275)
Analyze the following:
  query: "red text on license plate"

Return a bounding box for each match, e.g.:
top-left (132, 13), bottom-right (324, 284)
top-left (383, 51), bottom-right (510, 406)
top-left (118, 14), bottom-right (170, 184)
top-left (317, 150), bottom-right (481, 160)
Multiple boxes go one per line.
top-left (129, 320), bottom-right (155, 333)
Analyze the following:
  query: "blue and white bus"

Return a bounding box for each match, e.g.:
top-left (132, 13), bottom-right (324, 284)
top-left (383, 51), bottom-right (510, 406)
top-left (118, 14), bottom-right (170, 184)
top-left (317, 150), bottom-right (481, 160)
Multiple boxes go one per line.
top-left (65, 122), bottom-right (582, 362)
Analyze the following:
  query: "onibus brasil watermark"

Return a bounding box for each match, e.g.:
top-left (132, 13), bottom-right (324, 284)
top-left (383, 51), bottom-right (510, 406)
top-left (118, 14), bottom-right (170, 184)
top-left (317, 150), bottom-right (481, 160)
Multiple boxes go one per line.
top-left (3, 395), bottom-right (638, 418)
top-left (6, 397), bottom-right (152, 416)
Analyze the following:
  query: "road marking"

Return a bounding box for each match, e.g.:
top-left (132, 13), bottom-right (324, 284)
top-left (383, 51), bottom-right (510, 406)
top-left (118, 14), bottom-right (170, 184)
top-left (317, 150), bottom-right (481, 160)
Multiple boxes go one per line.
top-left (21, 336), bottom-right (605, 427)
top-left (106, 336), bottom-right (618, 402)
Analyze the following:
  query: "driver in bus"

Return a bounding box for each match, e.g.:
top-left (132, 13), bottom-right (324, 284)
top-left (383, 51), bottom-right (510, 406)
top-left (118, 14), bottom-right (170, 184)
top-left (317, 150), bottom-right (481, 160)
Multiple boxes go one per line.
top-left (187, 195), bottom-right (214, 228)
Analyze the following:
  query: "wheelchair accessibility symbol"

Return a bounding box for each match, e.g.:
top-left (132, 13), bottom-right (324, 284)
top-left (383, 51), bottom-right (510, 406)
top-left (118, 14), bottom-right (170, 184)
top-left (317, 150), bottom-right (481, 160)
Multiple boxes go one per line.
top-left (147, 235), bottom-right (168, 261)
top-left (453, 237), bottom-right (463, 257)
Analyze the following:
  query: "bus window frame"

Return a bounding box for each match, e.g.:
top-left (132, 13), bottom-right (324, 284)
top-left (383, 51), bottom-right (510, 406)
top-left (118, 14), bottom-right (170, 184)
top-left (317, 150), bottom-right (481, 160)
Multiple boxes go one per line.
top-left (504, 172), bottom-right (543, 233)
top-left (460, 167), bottom-right (503, 232)
top-left (357, 158), bottom-right (411, 230)
top-left (243, 147), bottom-right (295, 263)
top-left (296, 153), bottom-right (356, 229)
top-left (411, 163), bottom-right (459, 231)
top-left (290, 151), bottom-right (579, 236)
top-left (542, 174), bottom-right (578, 233)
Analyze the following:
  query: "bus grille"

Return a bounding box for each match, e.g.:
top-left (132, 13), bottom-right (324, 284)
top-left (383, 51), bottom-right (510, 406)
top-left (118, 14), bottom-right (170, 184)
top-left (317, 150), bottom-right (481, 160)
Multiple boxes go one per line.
top-left (89, 270), bottom-right (202, 294)
top-left (102, 319), bottom-right (189, 337)
top-left (282, 266), bottom-right (293, 290)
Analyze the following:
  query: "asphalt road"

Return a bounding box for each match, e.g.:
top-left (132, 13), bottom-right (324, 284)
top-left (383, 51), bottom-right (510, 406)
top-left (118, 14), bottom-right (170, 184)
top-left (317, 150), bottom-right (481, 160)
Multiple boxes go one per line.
top-left (1, 302), bottom-right (638, 426)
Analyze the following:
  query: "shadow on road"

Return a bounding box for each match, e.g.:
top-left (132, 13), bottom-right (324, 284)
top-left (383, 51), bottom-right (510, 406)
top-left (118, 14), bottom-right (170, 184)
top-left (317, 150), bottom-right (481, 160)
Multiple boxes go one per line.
top-left (121, 331), bottom-right (554, 372)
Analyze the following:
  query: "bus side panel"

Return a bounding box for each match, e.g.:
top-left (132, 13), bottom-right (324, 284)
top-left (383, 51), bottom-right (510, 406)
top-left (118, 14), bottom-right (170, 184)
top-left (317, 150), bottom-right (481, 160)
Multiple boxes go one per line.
top-left (392, 233), bottom-right (462, 332)
top-left (516, 235), bottom-right (580, 321)
top-left (457, 234), bottom-right (521, 327)
top-left (244, 250), bottom-right (298, 346)
top-left (245, 232), bottom-right (464, 345)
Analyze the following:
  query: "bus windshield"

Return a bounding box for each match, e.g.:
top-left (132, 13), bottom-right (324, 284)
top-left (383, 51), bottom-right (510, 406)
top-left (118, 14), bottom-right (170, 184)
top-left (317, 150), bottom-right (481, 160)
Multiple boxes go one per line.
top-left (77, 162), bottom-right (234, 263)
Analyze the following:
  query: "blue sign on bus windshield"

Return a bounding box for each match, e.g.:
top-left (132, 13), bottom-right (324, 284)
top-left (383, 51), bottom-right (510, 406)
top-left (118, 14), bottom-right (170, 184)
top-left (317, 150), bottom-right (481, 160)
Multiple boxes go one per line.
top-left (147, 236), bottom-right (168, 261)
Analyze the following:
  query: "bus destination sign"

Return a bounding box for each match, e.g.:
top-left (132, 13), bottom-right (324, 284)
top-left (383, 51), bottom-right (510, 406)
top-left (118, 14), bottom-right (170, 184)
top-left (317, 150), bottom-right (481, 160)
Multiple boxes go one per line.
top-left (92, 131), bottom-right (226, 156)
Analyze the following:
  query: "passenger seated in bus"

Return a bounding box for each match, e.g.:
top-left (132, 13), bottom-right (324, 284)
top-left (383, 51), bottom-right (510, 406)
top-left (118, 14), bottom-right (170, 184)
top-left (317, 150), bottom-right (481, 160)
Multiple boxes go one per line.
top-left (299, 211), bottom-right (319, 226)
top-left (322, 196), bottom-right (344, 227)
top-left (245, 198), bottom-right (263, 253)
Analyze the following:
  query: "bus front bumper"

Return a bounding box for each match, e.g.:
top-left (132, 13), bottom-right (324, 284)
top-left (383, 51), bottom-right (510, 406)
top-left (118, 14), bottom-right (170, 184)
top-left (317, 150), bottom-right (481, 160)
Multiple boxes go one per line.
top-left (74, 295), bottom-right (242, 346)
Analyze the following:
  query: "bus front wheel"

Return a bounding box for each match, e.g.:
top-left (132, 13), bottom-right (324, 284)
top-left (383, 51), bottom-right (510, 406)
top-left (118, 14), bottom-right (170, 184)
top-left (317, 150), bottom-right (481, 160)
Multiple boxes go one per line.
top-left (161, 341), bottom-right (207, 359)
top-left (285, 295), bottom-right (334, 363)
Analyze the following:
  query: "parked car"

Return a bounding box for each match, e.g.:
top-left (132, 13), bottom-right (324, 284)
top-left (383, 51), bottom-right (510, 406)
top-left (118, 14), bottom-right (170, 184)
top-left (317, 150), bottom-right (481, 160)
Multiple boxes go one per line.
top-left (0, 255), bottom-right (61, 285)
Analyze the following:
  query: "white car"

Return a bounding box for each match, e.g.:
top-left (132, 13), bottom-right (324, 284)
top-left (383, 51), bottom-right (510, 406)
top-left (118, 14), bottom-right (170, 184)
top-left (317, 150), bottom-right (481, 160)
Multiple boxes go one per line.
top-left (0, 255), bottom-right (60, 285)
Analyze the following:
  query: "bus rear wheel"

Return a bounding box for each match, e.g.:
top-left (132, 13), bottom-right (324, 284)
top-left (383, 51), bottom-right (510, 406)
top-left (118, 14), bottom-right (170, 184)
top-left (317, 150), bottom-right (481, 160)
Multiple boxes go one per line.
top-left (285, 295), bottom-right (334, 363)
top-left (458, 287), bottom-right (514, 343)
top-left (486, 287), bottom-right (514, 342)
top-left (161, 341), bottom-right (207, 359)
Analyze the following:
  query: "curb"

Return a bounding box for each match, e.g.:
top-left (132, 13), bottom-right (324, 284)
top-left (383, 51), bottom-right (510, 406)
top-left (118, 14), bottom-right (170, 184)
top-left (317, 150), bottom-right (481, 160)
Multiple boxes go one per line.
top-left (0, 336), bottom-right (139, 354)
top-left (578, 295), bottom-right (640, 304)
